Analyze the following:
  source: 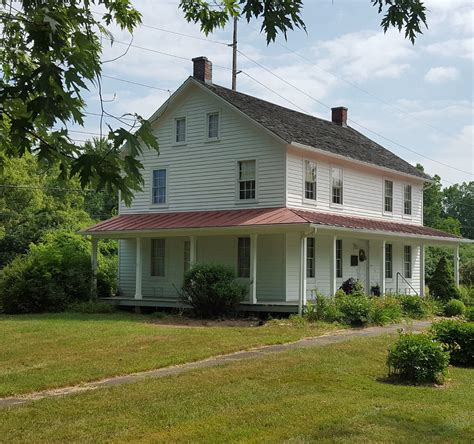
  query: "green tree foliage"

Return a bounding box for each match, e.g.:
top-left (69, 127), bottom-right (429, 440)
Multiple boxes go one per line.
top-left (429, 256), bottom-right (460, 303)
top-left (0, 153), bottom-right (92, 266)
top-left (443, 182), bottom-right (474, 240)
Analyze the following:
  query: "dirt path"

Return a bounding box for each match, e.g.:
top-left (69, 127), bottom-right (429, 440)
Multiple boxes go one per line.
top-left (0, 320), bottom-right (431, 408)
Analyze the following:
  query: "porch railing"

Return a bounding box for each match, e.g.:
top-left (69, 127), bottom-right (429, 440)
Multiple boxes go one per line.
top-left (395, 272), bottom-right (419, 296)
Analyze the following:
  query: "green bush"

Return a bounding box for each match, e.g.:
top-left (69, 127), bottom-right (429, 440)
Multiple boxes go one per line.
top-left (0, 231), bottom-right (115, 314)
top-left (459, 285), bottom-right (474, 307)
top-left (181, 263), bottom-right (247, 318)
top-left (370, 296), bottom-right (403, 325)
top-left (337, 294), bottom-right (372, 326)
top-left (429, 256), bottom-right (460, 303)
top-left (305, 293), bottom-right (341, 323)
top-left (339, 278), bottom-right (364, 296)
top-left (387, 332), bottom-right (450, 384)
top-left (444, 299), bottom-right (466, 317)
top-left (466, 307), bottom-right (474, 322)
top-left (67, 300), bottom-right (116, 314)
top-left (431, 320), bottom-right (474, 366)
top-left (397, 295), bottom-right (432, 319)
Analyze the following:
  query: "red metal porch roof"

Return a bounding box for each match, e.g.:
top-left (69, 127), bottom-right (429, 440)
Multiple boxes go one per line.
top-left (81, 207), bottom-right (462, 240)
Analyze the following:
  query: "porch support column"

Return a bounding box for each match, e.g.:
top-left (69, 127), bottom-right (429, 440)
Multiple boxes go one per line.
top-left (381, 240), bottom-right (386, 296)
top-left (91, 237), bottom-right (98, 298)
top-left (135, 237), bottom-right (143, 300)
top-left (189, 236), bottom-right (197, 265)
top-left (250, 234), bottom-right (258, 304)
top-left (454, 245), bottom-right (460, 287)
top-left (330, 235), bottom-right (337, 296)
top-left (299, 235), bottom-right (307, 315)
top-left (419, 244), bottom-right (425, 296)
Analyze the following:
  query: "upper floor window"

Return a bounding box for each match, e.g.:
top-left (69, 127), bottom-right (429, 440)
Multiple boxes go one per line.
top-left (237, 237), bottom-right (250, 278)
top-left (152, 169), bottom-right (167, 204)
top-left (385, 243), bottom-right (393, 279)
top-left (384, 180), bottom-right (393, 213)
top-left (306, 237), bottom-right (315, 278)
top-left (238, 160), bottom-right (256, 200)
top-left (207, 112), bottom-right (219, 139)
top-left (304, 160), bottom-right (317, 201)
top-left (404, 184), bottom-right (412, 215)
top-left (404, 245), bottom-right (412, 279)
top-left (151, 239), bottom-right (165, 277)
top-left (331, 167), bottom-right (343, 205)
top-left (175, 117), bottom-right (186, 143)
top-left (336, 239), bottom-right (343, 278)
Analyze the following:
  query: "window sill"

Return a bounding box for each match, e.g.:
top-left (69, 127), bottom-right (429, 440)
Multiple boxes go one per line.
top-left (382, 212), bottom-right (393, 218)
top-left (172, 142), bottom-right (187, 147)
top-left (402, 214), bottom-right (412, 220)
top-left (149, 204), bottom-right (169, 210)
top-left (235, 199), bottom-right (259, 205)
top-left (329, 203), bottom-right (343, 209)
top-left (302, 198), bottom-right (317, 206)
top-left (204, 137), bottom-right (220, 143)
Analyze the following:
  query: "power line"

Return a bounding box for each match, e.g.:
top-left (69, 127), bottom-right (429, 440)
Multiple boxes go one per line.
top-left (101, 74), bottom-right (172, 92)
top-left (140, 23), bottom-right (229, 46)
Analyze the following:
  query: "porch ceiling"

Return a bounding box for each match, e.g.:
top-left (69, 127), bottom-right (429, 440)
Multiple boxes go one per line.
top-left (80, 207), bottom-right (468, 243)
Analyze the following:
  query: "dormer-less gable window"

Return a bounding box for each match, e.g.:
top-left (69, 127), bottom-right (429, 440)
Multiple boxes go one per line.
top-left (175, 117), bottom-right (186, 143)
top-left (304, 160), bottom-right (317, 201)
top-left (331, 167), bottom-right (343, 205)
top-left (238, 160), bottom-right (256, 200)
top-left (384, 180), bottom-right (393, 213)
top-left (404, 184), bottom-right (412, 215)
top-left (207, 112), bottom-right (219, 139)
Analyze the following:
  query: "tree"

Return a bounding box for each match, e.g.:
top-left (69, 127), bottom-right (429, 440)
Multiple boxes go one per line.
top-left (429, 256), bottom-right (460, 303)
top-left (1, 1), bottom-right (429, 205)
top-left (443, 182), bottom-right (474, 240)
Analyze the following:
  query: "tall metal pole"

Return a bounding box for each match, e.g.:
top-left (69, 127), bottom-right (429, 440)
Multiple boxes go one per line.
top-left (231, 16), bottom-right (238, 90)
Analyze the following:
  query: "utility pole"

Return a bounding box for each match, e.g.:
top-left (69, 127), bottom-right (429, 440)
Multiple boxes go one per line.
top-left (231, 16), bottom-right (238, 90)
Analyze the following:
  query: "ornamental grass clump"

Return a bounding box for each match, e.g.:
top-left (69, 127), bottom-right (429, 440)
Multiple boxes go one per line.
top-left (387, 332), bottom-right (449, 384)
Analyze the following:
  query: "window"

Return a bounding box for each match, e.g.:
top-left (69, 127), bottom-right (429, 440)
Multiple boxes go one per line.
top-left (385, 243), bottom-right (393, 279)
top-left (152, 169), bottom-right (167, 204)
top-left (306, 237), bottom-right (315, 278)
top-left (331, 167), bottom-right (343, 204)
top-left (175, 117), bottom-right (186, 143)
top-left (384, 180), bottom-right (393, 212)
top-left (404, 184), bottom-right (412, 215)
top-left (336, 239), bottom-right (343, 278)
top-left (237, 237), bottom-right (250, 278)
top-left (207, 112), bottom-right (219, 139)
top-left (151, 239), bottom-right (165, 277)
top-left (184, 240), bottom-right (191, 273)
top-left (238, 160), bottom-right (256, 200)
top-left (404, 245), bottom-right (412, 279)
top-left (304, 161), bottom-right (317, 200)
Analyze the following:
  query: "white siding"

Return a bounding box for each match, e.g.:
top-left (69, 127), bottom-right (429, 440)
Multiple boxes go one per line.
top-left (287, 152), bottom-right (423, 225)
top-left (120, 84), bottom-right (286, 214)
top-left (285, 233), bottom-right (300, 301)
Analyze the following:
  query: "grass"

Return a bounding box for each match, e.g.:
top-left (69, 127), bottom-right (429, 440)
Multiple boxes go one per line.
top-left (1, 334), bottom-right (472, 443)
top-left (0, 312), bottom-right (339, 396)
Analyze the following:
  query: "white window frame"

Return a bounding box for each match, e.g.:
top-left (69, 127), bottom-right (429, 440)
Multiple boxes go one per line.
top-left (303, 159), bottom-right (317, 204)
top-left (237, 237), bottom-right (251, 278)
top-left (206, 111), bottom-right (220, 141)
top-left (150, 168), bottom-right (169, 207)
top-left (403, 184), bottom-right (412, 217)
top-left (404, 245), bottom-right (412, 279)
top-left (236, 159), bottom-right (257, 203)
top-left (336, 239), bottom-right (343, 278)
top-left (385, 243), bottom-right (393, 279)
top-left (150, 238), bottom-right (166, 278)
top-left (330, 166), bottom-right (343, 207)
top-left (306, 237), bottom-right (316, 278)
top-left (174, 116), bottom-right (187, 145)
top-left (383, 179), bottom-right (394, 214)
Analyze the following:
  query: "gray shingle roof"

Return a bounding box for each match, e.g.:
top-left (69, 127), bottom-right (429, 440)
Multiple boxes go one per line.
top-left (200, 81), bottom-right (430, 180)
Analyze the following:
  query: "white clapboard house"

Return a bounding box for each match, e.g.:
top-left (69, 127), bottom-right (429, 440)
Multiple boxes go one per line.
top-left (82, 57), bottom-right (468, 313)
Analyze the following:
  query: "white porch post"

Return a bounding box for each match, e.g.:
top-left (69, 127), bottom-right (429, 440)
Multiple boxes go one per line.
top-left (330, 235), bottom-right (337, 296)
top-left (91, 237), bottom-right (98, 298)
top-left (299, 235), bottom-right (307, 314)
top-left (189, 236), bottom-right (197, 265)
top-left (135, 237), bottom-right (143, 300)
top-left (454, 245), bottom-right (460, 287)
top-left (420, 244), bottom-right (425, 296)
top-left (250, 234), bottom-right (258, 304)
top-left (381, 240), bottom-right (386, 296)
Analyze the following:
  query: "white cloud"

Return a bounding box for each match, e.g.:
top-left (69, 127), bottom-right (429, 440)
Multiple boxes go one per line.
top-left (424, 66), bottom-right (460, 84)
top-left (424, 38), bottom-right (473, 60)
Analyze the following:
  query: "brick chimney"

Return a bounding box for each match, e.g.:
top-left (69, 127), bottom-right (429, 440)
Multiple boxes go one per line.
top-left (331, 107), bottom-right (348, 127)
top-left (192, 56), bottom-right (212, 84)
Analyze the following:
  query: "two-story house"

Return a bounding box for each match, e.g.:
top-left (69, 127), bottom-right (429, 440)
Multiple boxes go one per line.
top-left (82, 56), bottom-right (467, 313)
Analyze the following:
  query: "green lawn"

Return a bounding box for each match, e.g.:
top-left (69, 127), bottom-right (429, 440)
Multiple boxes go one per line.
top-left (0, 312), bottom-right (339, 396)
top-left (1, 334), bottom-right (472, 443)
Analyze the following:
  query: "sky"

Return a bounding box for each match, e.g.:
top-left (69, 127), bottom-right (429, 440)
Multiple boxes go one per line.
top-left (82, 0), bottom-right (473, 187)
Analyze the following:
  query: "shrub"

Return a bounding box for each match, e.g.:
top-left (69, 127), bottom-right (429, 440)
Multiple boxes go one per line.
top-left (431, 320), bottom-right (474, 366)
top-left (466, 306), bottom-right (474, 322)
top-left (398, 295), bottom-right (431, 319)
top-left (387, 332), bottom-right (450, 384)
top-left (305, 293), bottom-right (341, 323)
top-left (336, 294), bottom-right (372, 326)
top-left (370, 296), bottom-right (402, 325)
top-left (67, 300), bottom-right (116, 314)
top-left (0, 231), bottom-right (115, 314)
top-left (181, 263), bottom-right (247, 318)
top-left (429, 256), bottom-right (460, 303)
top-left (339, 278), bottom-right (364, 296)
top-left (444, 299), bottom-right (466, 317)
top-left (459, 285), bottom-right (474, 307)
